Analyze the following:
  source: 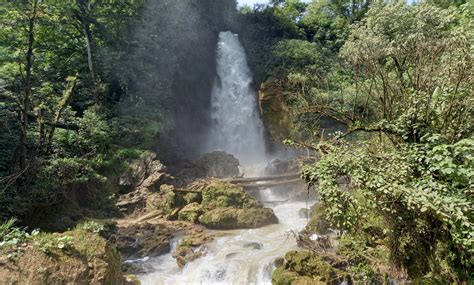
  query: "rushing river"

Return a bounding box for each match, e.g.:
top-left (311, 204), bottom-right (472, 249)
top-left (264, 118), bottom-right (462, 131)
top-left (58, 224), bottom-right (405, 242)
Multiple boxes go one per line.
top-left (137, 192), bottom-right (312, 285)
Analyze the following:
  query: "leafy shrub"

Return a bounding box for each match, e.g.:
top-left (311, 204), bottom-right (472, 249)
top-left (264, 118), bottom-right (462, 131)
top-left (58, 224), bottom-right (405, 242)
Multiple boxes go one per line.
top-left (302, 137), bottom-right (473, 280)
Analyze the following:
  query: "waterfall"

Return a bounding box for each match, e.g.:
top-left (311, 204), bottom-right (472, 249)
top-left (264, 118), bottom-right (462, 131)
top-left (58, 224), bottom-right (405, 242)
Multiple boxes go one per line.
top-left (207, 31), bottom-right (267, 165)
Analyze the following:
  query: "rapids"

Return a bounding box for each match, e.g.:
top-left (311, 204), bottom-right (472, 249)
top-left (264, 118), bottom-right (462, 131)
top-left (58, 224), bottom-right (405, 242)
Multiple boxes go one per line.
top-left (137, 197), bottom-right (312, 285)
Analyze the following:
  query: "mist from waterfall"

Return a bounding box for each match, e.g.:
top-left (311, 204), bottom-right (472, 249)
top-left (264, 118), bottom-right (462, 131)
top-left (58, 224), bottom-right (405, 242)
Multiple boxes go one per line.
top-left (206, 31), bottom-right (267, 165)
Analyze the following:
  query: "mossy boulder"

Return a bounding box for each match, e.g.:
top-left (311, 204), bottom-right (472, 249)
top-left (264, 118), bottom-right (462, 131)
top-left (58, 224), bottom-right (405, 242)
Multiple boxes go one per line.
top-left (171, 231), bottom-right (212, 267)
top-left (197, 151), bottom-right (240, 178)
top-left (183, 192), bottom-right (201, 204)
top-left (178, 203), bottom-right (203, 223)
top-left (272, 251), bottom-right (342, 285)
top-left (145, 184), bottom-right (177, 216)
top-left (198, 207), bottom-right (278, 229)
top-left (178, 179), bottom-right (278, 229)
top-left (306, 203), bottom-right (330, 234)
top-left (0, 229), bottom-right (125, 285)
top-left (200, 180), bottom-right (261, 209)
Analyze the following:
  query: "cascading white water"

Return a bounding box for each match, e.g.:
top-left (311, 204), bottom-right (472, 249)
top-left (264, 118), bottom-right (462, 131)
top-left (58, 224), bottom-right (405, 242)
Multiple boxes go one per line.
top-left (138, 200), bottom-right (310, 285)
top-left (133, 31), bottom-right (314, 285)
top-left (207, 31), bottom-right (267, 165)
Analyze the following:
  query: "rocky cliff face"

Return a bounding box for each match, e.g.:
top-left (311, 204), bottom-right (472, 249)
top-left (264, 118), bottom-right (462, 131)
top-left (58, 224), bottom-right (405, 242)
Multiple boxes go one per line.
top-left (123, 0), bottom-right (238, 162)
top-left (259, 79), bottom-right (294, 141)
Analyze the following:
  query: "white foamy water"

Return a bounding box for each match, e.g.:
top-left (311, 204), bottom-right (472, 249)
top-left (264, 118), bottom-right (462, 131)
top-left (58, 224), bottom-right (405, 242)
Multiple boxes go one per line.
top-left (206, 31), bottom-right (267, 165)
top-left (135, 30), bottom-right (310, 285)
top-left (138, 199), bottom-right (311, 285)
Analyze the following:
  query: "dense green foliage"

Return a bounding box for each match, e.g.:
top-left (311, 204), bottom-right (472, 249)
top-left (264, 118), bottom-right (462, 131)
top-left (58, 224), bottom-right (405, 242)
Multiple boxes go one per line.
top-left (239, 0), bottom-right (472, 282)
top-left (0, 0), bottom-right (472, 282)
top-left (242, 0), bottom-right (473, 282)
top-left (0, 0), bottom-right (144, 222)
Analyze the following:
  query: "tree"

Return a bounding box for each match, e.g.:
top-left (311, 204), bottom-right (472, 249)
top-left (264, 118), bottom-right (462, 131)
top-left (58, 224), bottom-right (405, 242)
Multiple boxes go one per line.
top-left (18, 0), bottom-right (38, 173)
top-left (299, 2), bottom-right (473, 281)
top-left (340, 2), bottom-right (473, 143)
top-left (74, 0), bottom-right (98, 105)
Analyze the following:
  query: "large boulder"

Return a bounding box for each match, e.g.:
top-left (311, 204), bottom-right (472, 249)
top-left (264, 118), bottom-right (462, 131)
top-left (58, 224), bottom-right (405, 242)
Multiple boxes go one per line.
top-left (115, 222), bottom-right (173, 259)
top-left (178, 202), bottom-right (203, 223)
top-left (176, 152), bottom-right (240, 183)
top-left (200, 180), bottom-right (261, 209)
top-left (197, 179), bottom-right (278, 229)
top-left (199, 207), bottom-right (278, 229)
top-left (197, 151), bottom-right (240, 178)
top-left (0, 229), bottom-right (126, 285)
top-left (116, 151), bottom-right (173, 215)
top-left (272, 251), bottom-right (342, 285)
top-left (118, 151), bottom-right (168, 192)
top-left (145, 184), bottom-right (177, 217)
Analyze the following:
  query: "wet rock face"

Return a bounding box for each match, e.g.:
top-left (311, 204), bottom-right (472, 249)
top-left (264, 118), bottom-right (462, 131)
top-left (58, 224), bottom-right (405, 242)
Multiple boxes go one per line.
top-left (306, 203), bottom-right (330, 235)
top-left (115, 222), bottom-right (173, 259)
top-left (264, 159), bottom-right (301, 176)
top-left (198, 151), bottom-right (240, 178)
top-left (259, 79), bottom-right (293, 141)
top-left (176, 151), bottom-right (240, 183)
top-left (117, 151), bottom-right (173, 215)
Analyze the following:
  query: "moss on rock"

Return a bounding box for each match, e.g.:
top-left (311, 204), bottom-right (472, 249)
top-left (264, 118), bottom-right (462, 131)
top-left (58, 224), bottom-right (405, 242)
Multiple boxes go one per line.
top-left (198, 207), bottom-right (278, 229)
top-left (0, 228), bottom-right (125, 285)
top-left (145, 184), bottom-right (177, 216)
top-left (200, 180), bottom-right (261, 209)
top-left (272, 251), bottom-right (343, 285)
top-left (178, 202), bottom-right (203, 223)
top-left (306, 203), bottom-right (330, 234)
top-left (171, 231), bottom-right (213, 267)
top-left (175, 179), bottom-right (278, 230)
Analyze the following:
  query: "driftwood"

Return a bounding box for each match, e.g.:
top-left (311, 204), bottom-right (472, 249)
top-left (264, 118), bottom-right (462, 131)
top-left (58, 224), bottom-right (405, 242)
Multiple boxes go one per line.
top-left (172, 189), bottom-right (202, 194)
top-left (174, 173), bottom-right (303, 194)
top-left (227, 173), bottom-right (300, 184)
top-left (237, 178), bottom-right (302, 190)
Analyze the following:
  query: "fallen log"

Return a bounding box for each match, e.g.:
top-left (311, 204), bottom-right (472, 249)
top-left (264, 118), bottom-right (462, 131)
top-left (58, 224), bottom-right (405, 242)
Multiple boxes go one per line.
top-left (227, 173), bottom-right (300, 184)
top-left (172, 189), bottom-right (202, 194)
top-left (238, 178), bottom-right (302, 190)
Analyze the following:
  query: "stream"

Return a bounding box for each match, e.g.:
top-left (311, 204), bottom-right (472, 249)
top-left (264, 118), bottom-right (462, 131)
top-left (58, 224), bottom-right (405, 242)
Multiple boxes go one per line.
top-left (138, 189), bottom-right (314, 285)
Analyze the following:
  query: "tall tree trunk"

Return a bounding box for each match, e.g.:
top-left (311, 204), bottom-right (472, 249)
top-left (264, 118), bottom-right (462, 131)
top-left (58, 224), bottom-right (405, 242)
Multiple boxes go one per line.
top-left (19, 0), bottom-right (38, 172)
top-left (77, 0), bottom-right (98, 105)
top-left (48, 77), bottom-right (77, 147)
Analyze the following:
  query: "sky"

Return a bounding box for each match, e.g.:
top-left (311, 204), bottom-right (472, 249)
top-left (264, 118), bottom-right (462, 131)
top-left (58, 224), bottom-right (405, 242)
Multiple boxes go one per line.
top-left (238, 0), bottom-right (413, 6)
top-left (237, 0), bottom-right (269, 6)
top-left (237, 0), bottom-right (312, 7)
